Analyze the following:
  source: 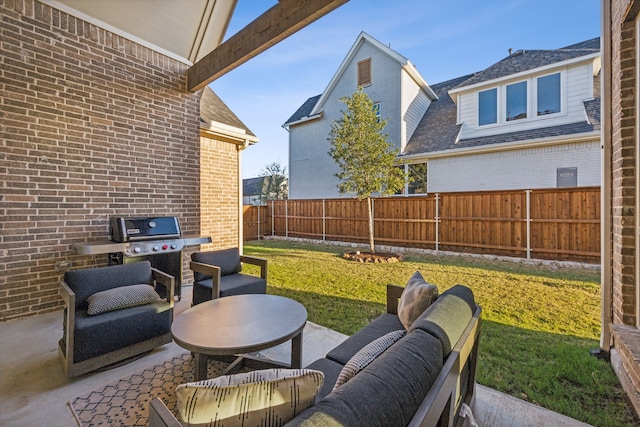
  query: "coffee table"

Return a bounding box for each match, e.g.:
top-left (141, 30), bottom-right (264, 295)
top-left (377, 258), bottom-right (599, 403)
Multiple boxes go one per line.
top-left (171, 294), bottom-right (308, 381)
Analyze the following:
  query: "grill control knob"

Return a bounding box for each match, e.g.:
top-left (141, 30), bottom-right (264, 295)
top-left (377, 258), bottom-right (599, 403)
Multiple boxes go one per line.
top-left (170, 244), bottom-right (177, 249)
top-left (132, 247), bottom-right (141, 253)
top-left (152, 245), bottom-right (160, 252)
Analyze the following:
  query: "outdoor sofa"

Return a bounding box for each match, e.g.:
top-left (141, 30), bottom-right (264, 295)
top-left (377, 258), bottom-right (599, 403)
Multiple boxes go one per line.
top-left (149, 274), bottom-right (481, 427)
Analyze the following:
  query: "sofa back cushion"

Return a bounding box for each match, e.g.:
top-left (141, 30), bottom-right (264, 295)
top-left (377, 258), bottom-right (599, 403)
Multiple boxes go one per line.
top-left (191, 248), bottom-right (242, 281)
top-left (285, 329), bottom-right (443, 427)
top-left (64, 261), bottom-right (154, 310)
top-left (409, 284), bottom-right (476, 357)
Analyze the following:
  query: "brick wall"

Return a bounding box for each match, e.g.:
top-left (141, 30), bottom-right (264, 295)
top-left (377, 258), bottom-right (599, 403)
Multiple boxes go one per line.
top-left (0, 0), bottom-right (214, 321)
top-left (199, 136), bottom-right (240, 250)
top-left (610, 0), bottom-right (637, 326)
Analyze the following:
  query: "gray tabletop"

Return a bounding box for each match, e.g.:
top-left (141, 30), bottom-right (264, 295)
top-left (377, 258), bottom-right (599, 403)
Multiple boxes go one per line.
top-left (172, 294), bottom-right (308, 356)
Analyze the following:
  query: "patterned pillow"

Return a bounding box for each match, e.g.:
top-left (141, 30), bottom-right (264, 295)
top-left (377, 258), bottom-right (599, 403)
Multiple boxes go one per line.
top-left (333, 329), bottom-right (406, 389)
top-left (86, 284), bottom-right (161, 315)
top-left (398, 271), bottom-right (439, 330)
top-left (176, 369), bottom-right (324, 427)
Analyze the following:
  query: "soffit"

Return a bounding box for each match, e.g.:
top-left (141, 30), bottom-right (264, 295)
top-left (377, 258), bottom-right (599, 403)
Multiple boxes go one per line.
top-left (40, 0), bottom-right (242, 64)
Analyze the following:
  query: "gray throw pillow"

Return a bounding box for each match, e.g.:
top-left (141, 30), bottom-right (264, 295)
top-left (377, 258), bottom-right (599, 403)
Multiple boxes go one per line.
top-left (86, 284), bottom-right (161, 315)
top-left (398, 271), bottom-right (439, 329)
top-left (333, 329), bottom-right (406, 389)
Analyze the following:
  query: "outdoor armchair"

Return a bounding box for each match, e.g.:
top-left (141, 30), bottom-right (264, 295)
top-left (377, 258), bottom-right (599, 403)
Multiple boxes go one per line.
top-left (190, 247), bottom-right (267, 305)
top-left (58, 261), bottom-right (174, 378)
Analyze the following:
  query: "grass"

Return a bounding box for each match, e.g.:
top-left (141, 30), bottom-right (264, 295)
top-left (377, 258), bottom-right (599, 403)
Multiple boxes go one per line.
top-left (243, 239), bottom-right (637, 427)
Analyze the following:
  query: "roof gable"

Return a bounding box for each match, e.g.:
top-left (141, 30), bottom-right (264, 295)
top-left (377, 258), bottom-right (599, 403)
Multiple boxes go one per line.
top-left (308, 31), bottom-right (436, 117)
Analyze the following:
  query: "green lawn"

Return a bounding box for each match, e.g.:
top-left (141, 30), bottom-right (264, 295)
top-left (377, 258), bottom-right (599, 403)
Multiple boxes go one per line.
top-left (244, 240), bottom-right (637, 427)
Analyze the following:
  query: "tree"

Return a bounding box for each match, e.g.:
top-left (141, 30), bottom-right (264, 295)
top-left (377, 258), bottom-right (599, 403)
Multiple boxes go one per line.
top-left (259, 161), bottom-right (288, 204)
top-left (328, 87), bottom-right (406, 253)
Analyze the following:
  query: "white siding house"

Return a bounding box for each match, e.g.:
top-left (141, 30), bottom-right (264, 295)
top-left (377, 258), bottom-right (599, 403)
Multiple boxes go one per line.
top-left (285, 33), bottom-right (601, 198)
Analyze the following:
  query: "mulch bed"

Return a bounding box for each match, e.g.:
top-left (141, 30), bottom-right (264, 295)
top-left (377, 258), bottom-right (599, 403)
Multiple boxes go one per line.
top-left (342, 251), bottom-right (404, 263)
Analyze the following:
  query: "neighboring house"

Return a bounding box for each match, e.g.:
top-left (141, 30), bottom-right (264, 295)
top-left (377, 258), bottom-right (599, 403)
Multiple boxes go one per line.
top-left (243, 177), bottom-right (267, 205)
top-left (243, 175), bottom-right (289, 205)
top-left (284, 32), bottom-right (601, 198)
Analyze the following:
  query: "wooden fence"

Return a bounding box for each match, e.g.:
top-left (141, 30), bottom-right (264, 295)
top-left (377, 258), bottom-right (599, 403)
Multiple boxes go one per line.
top-left (243, 187), bottom-right (601, 263)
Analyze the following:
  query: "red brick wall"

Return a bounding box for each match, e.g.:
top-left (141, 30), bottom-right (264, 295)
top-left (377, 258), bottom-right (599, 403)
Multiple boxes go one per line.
top-left (610, 0), bottom-right (637, 326)
top-left (1, 1), bottom-right (207, 320)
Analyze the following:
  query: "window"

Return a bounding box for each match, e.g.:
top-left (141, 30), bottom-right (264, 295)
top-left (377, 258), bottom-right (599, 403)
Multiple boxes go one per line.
top-left (478, 88), bottom-right (497, 125)
top-left (506, 81), bottom-right (527, 121)
top-left (537, 73), bottom-right (561, 116)
top-left (358, 58), bottom-right (372, 87)
top-left (408, 163), bottom-right (428, 194)
top-left (373, 102), bottom-right (381, 123)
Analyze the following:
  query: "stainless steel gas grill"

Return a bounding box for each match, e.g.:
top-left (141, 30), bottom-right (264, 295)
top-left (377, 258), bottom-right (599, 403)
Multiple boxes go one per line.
top-left (73, 216), bottom-right (211, 300)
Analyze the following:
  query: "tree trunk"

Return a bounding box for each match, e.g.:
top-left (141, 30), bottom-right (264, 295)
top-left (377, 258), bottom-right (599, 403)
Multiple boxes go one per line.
top-left (367, 196), bottom-right (375, 253)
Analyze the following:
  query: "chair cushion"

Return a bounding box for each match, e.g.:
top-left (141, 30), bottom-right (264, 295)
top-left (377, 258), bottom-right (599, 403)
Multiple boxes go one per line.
top-left (192, 273), bottom-right (266, 305)
top-left (191, 248), bottom-right (242, 281)
top-left (86, 284), bottom-right (161, 315)
top-left (409, 284), bottom-right (476, 357)
top-left (398, 271), bottom-right (439, 330)
top-left (333, 329), bottom-right (406, 389)
top-left (72, 300), bottom-right (172, 362)
top-left (176, 369), bottom-right (324, 427)
top-left (285, 329), bottom-right (443, 427)
top-left (64, 261), bottom-right (154, 310)
top-left (326, 313), bottom-right (404, 365)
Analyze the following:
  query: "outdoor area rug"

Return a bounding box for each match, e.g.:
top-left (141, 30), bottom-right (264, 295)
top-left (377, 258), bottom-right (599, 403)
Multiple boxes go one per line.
top-left (68, 352), bottom-right (233, 427)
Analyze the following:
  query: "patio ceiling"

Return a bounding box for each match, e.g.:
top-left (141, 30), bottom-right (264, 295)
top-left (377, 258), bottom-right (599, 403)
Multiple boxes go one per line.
top-left (41, 0), bottom-right (349, 92)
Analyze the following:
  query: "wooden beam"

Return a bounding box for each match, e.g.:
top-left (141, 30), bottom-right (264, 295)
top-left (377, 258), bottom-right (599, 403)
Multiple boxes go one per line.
top-left (187, 0), bottom-right (349, 92)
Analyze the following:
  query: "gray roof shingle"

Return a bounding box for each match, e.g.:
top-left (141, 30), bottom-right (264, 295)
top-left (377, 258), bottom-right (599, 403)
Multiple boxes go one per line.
top-left (452, 37), bottom-right (600, 89)
top-left (284, 94), bottom-right (321, 126)
top-left (200, 86), bottom-right (256, 137)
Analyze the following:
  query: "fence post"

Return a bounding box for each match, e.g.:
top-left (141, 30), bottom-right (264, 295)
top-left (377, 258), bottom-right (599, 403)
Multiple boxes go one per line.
top-left (435, 193), bottom-right (440, 251)
top-left (526, 190), bottom-right (531, 259)
top-left (372, 198), bottom-right (375, 246)
top-left (285, 199), bottom-right (289, 237)
top-left (271, 200), bottom-right (275, 237)
top-left (322, 199), bottom-right (326, 241)
top-left (257, 205), bottom-right (261, 240)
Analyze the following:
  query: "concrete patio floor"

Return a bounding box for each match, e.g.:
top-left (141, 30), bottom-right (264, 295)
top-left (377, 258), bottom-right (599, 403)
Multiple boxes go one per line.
top-left (0, 285), bottom-right (591, 427)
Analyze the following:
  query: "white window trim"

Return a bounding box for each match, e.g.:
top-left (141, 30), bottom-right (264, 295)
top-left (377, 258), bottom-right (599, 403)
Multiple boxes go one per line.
top-left (476, 70), bottom-right (566, 129)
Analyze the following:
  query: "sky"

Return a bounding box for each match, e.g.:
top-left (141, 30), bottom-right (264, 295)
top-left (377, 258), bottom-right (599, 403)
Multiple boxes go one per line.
top-left (208, 0), bottom-right (601, 179)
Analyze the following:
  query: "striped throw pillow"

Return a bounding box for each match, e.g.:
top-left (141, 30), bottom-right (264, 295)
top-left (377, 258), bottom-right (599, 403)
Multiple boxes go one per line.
top-left (176, 369), bottom-right (324, 427)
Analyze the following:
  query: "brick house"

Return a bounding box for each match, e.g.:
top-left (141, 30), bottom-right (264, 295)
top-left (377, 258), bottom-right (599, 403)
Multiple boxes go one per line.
top-left (0, 0), bottom-right (344, 321)
top-left (285, 32), bottom-right (601, 198)
top-left (604, 0), bottom-right (640, 415)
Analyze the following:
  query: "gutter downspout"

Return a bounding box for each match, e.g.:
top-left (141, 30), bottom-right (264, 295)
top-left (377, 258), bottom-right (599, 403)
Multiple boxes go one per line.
top-left (237, 140), bottom-right (251, 254)
top-left (599, 0), bottom-right (613, 356)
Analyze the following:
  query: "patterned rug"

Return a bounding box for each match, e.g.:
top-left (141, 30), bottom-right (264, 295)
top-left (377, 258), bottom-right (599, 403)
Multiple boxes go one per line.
top-left (68, 353), bottom-right (232, 427)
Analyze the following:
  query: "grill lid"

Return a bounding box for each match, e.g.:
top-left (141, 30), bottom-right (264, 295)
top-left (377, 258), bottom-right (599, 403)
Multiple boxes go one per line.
top-left (110, 216), bottom-right (181, 242)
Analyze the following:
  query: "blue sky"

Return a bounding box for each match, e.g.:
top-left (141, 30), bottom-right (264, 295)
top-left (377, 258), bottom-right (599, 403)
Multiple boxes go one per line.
top-left (208, 0), bottom-right (601, 179)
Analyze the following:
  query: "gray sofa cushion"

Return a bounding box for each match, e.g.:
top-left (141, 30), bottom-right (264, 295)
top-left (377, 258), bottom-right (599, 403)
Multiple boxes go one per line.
top-left (192, 274), bottom-right (267, 305)
top-left (304, 358), bottom-right (344, 399)
top-left (72, 300), bottom-right (171, 362)
top-left (64, 261), bottom-right (154, 310)
top-left (191, 248), bottom-right (242, 281)
top-left (409, 284), bottom-right (476, 356)
top-left (325, 313), bottom-right (404, 365)
top-left (285, 329), bottom-right (444, 427)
